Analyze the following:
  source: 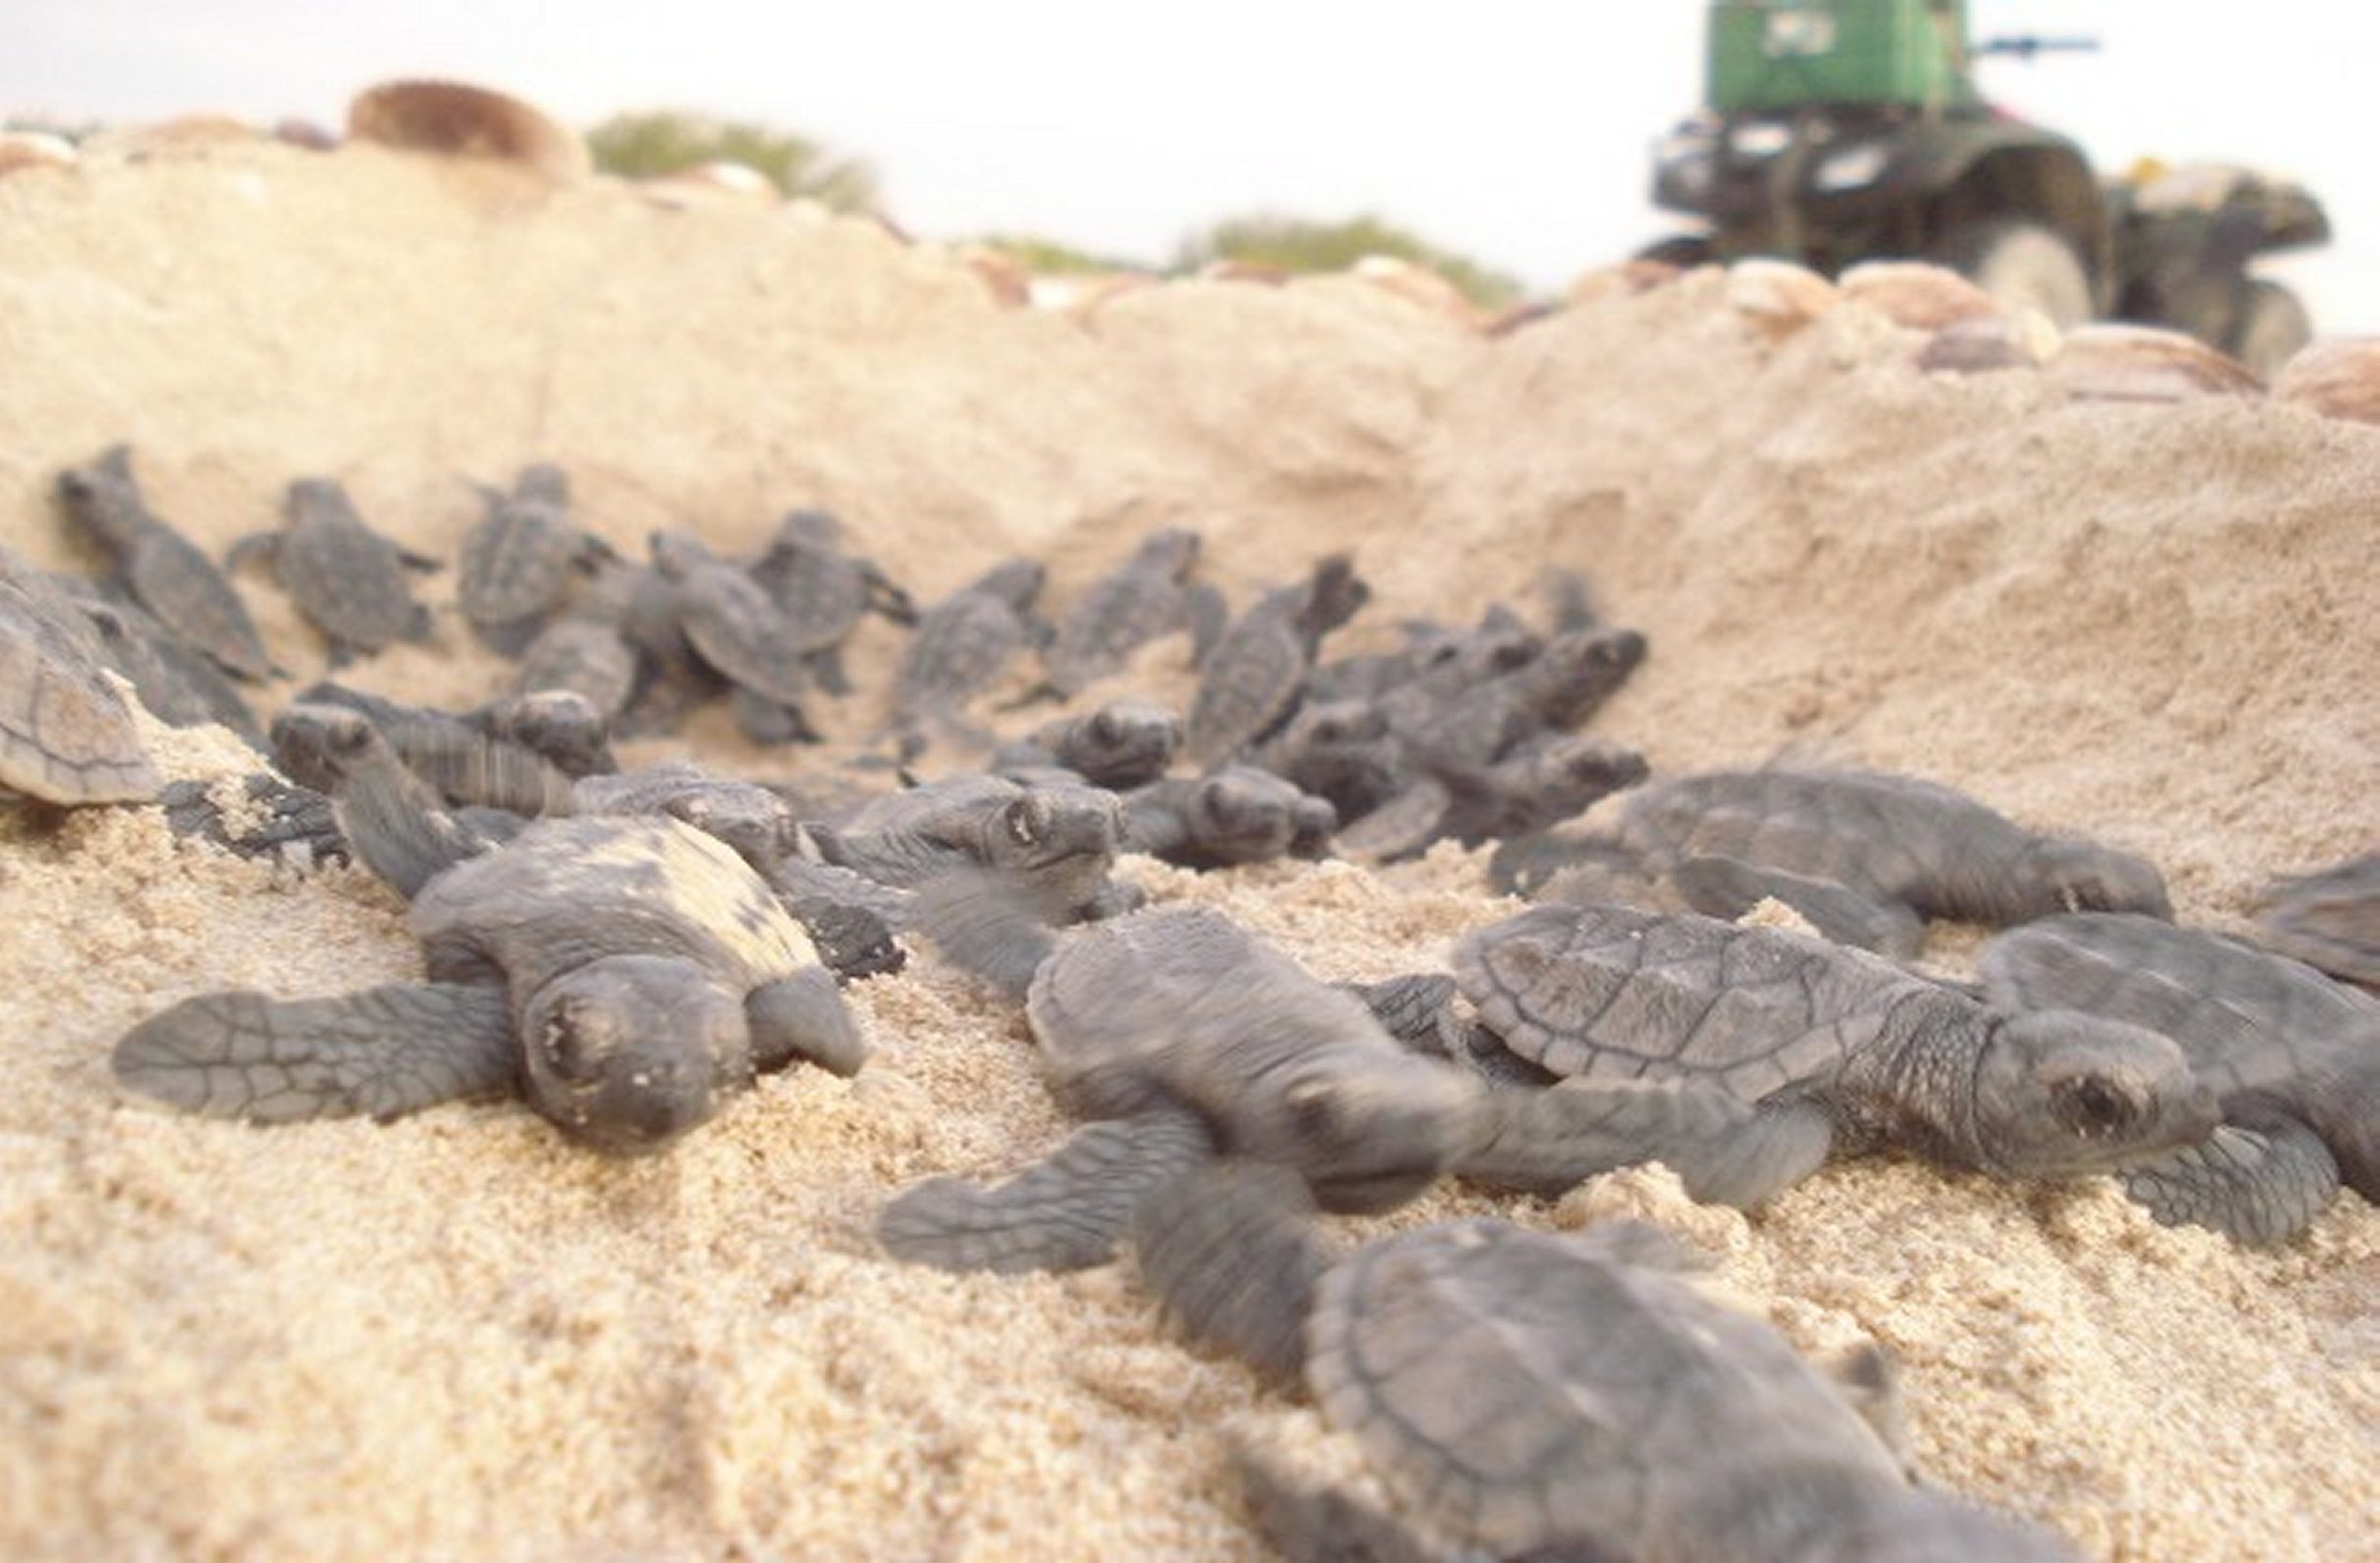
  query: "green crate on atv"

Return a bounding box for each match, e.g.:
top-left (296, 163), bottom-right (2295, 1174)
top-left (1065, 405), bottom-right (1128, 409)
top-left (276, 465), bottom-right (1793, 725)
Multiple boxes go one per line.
top-left (1707, 0), bottom-right (1976, 111)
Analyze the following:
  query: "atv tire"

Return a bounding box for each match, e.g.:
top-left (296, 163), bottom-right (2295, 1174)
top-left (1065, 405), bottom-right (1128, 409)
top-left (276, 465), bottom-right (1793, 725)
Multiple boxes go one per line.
top-left (1933, 219), bottom-right (2093, 330)
top-left (2231, 280), bottom-right (2311, 380)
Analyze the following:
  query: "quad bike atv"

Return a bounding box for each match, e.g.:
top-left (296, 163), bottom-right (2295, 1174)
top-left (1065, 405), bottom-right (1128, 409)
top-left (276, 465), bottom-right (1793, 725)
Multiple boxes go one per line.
top-left (1642, 0), bottom-right (2330, 375)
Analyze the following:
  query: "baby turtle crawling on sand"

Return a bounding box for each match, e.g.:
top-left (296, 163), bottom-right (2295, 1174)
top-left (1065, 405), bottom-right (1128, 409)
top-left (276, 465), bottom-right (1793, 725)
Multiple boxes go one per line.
top-left (807, 771), bottom-right (1135, 920)
top-left (114, 735), bottom-right (866, 1155)
top-left (229, 477), bottom-right (440, 665)
top-left (1136, 1163), bottom-right (2075, 1562)
top-left (1037, 525), bottom-right (1224, 699)
top-left (1423, 900), bottom-right (2217, 1208)
top-left (745, 508), bottom-right (917, 696)
top-left (647, 527), bottom-right (822, 745)
top-left (1495, 766), bottom-right (2172, 958)
top-left (1121, 764), bottom-right (1338, 869)
top-left (992, 697), bottom-right (1183, 791)
top-left (1979, 912), bottom-right (2380, 1244)
top-left (890, 557), bottom-right (1049, 747)
top-left (53, 444), bottom-right (281, 684)
top-left (0, 552), bottom-right (160, 807)
top-left (457, 463), bottom-right (615, 654)
top-left (1186, 553), bottom-right (1369, 768)
top-left (875, 902), bottom-right (1480, 1273)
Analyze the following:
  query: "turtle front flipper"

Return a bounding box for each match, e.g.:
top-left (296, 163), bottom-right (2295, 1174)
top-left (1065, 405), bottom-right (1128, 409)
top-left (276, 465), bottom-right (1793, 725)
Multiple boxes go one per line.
top-left (113, 984), bottom-right (516, 1123)
top-left (1134, 1160), bottom-right (1332, 1386)
top-left (1456, 1078), bottom-right (1835, 1208)
top-left (875, 1106), bottom-right (1213, 1274)
top-left (2120, 1107), bottom-right (2341, 1247)
top-left (1668, 854), bottom-right (1923, 958)
top-left (746, 967), bottom-right (868, 1077)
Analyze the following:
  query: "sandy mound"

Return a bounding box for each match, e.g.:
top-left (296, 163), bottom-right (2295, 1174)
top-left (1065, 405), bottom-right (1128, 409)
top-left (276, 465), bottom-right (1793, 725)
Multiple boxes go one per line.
top-left (2, 135), bottom-right (2375, 1560)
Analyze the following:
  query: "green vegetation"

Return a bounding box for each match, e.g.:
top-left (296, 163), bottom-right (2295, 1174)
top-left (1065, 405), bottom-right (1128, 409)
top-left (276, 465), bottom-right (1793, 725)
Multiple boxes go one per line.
top-left (1172, 211), bottom-right (1525, 308)
top-left (585, 110), bottom-right (877, 210)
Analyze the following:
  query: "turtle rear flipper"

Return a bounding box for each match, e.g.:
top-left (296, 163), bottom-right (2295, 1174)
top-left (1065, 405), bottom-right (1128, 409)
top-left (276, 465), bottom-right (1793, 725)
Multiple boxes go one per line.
top-left (875, 1106), bottom-right (1212, 1274)
top-left (2120, 1109), bottom-right (2341, 1247)
top-left (113, 984), bottom-right (515, 1123)
top-left (1668, 854), bottom-right (1923, 957)
top-left (1456, 1078), bottom-right (1834, 1207)
top-left (1134, 1159), bottom-right (1332, 1386)
top-left (745, 967), bottom-right (868, 1077)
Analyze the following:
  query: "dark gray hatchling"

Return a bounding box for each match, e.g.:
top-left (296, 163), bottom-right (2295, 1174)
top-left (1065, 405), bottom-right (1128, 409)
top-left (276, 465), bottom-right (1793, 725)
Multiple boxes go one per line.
top-left (2252, 853), bottom-right (2380, 990)
top-left (1135, 1162), bottom-right (2075, 1563)
top-left (1499, 767), bottom-right (2172, 959)
top-left (1335, 733), bottom-right (1648, 866)
top-left (1185, 552), bottom-right (1369, 768)
top-left (228, 478), bottom-right (438, 664)
top-left (45, 573), bottom-right (261, 746)
top-left (1122, 764), bottom-right (1337, 870)
top-left (889, 557), bottom-right (1048, 745)
top-left (1385, 624), bottom-right (1646, 770)
top-left (807, 771), bottom-right (1133, 921)
top-left (992, 697), bottom-right (1183, 791)
top-left (1432, 900), bottom-right (2217, 1208)
top-left (745, 508), bottom-right (916, 696)
top-left (874, 903), bottom-right (1483, 1274)
top-left (1979, 912), bottom-right (2380, 1245)
top-left (456, 462), bottom-right (615, 654)
top-left (53, 444), bottom-right (281, 683)
top-left (272, 686), bottom-right (576, 818)
top-left (113, 750), bottom-right (866, 1155)
top-left (647, 529), bottom-right (811, 703)
top-left (1040, 525), bottom-right (1224, 698)
top-left (0, 551), bottom-right (161, 806)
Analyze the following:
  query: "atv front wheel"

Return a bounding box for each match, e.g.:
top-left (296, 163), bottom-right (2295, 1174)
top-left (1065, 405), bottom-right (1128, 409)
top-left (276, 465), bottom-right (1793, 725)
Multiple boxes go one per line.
top-left (2231, 280), bottom-right (2312, 380)
top-left (1933, 219), bottom-right (2093, 330)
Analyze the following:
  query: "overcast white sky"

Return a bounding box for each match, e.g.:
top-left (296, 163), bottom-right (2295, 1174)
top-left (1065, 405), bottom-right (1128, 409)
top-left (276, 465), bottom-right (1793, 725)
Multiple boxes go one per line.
top-left (9, 2), bottom-right (2375, 331)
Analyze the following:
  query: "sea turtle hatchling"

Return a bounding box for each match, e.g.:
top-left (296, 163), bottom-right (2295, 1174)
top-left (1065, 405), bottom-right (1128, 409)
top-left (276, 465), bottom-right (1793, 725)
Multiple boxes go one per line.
top-left (874, 903), bottom-right (1481, 1274)
top-left (228, 477), bottom-right (439, 664)
top-left (1498, 766), bottom-right (2172, 958)
top-left (53, 444), bottom-right (281, 683)
top-left (1039, 525), bottom-right (1225, 699)
top-left (889, 557), bottom-right (1049, 745)
top-left (1121, 764), bottom-right (1337, 870)
top-left (1430, 900), bottom-right (2218, 1208)
top-left (1134, 1162), bottom-right (2075, 1562)
top-left (807, 771), bottom-right (1134, 920)
top-left (992, 697), bottom-right (1183, 791)
top-left (456, 462), bottom-right (615, 654)
top-left (113, 754), bottom-right (866, 1154)
top-left (0, 552), bottom-right (161, 806)
top-left (1185, 553), bottom-right (1369, 768)
top-left (745, 508), bottom-right (916, 696)
top-left (1979, 912), bottom-right (2380, 1244)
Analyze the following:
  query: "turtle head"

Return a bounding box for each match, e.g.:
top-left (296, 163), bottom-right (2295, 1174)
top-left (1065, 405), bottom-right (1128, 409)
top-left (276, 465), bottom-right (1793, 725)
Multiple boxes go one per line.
top-left (1259, 1053), bottom-right (1478, 1215)
top-left (2025, 836), bottom-right (2173, 920)
top-left (520, 955), bottom-right (751, 1155)
top-left (983, 784), bottom-right (1124, 878)
top-left (1968, 1010), bottom-right (2217, 1178)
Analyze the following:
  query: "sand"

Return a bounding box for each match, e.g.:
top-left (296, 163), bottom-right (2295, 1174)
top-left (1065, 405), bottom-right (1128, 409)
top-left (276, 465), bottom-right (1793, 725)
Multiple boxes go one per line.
top-left (1, 132), bottom-right (2376, 1561)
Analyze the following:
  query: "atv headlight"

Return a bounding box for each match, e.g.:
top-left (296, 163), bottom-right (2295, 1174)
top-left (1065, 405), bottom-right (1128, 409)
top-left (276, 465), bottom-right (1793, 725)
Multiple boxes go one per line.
top-left (1727, 121), bottom-right (1795, 159)
top-left (1814, 140), bottom-right (1889, 192)
top-left (1653, 126), bottom-right (1717, 200)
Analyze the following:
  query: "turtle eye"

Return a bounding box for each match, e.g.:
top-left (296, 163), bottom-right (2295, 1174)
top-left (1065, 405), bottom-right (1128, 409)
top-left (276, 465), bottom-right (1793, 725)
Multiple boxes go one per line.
top-left (2053, 1075), bottom-right (2139, 1138)
top-left (1005, 798), bottom-right (1042, 847)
